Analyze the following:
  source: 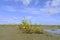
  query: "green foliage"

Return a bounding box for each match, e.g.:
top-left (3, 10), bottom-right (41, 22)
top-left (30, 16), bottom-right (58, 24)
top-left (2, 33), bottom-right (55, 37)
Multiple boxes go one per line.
top-left (32, 27), bottom-right (43, 34)
top-left (18, 17), bottom-right (44, 34)
top-left (21, 17), bottom-right (31, 30)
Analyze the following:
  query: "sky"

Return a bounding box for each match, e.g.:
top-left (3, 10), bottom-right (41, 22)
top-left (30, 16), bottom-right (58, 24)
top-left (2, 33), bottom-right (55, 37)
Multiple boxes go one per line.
top-left (0, 0), bottom-right (60, 25)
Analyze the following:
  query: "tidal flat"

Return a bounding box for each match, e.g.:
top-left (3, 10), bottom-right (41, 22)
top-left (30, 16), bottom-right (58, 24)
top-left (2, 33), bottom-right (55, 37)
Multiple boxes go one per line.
top-left (0, 25), bottom-right (60, 40)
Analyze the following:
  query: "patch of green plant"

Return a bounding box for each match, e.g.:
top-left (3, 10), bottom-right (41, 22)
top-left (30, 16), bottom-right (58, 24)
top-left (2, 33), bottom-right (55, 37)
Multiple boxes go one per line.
top-left (32, 27), bottom-right (43, 34)
top-left (18, 17), bottom-right (44, 34)
top-left (21, 17), bottom-right (31, 30)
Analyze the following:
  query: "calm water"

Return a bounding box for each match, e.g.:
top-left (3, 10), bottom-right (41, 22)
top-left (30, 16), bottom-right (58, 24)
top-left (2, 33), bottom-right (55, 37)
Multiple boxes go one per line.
top-left (44, 29), bottom-right (60, 34)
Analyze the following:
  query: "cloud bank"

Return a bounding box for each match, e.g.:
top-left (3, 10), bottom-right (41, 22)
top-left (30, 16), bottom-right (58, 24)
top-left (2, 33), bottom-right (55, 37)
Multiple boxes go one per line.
top-left (0, 0), bottom-right (60, 25)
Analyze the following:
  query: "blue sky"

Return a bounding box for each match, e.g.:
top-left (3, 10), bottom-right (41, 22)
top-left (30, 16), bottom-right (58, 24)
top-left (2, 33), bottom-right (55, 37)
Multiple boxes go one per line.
top-left (0, 0), bottom-right (60, 25)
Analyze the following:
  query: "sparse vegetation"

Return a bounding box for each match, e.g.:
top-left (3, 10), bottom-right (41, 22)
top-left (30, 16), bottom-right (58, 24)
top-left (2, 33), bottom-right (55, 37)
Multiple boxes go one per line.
top-left (0, 24), bottom-right (60, 40)
top-left (18, 17), bottom-right (44, 34)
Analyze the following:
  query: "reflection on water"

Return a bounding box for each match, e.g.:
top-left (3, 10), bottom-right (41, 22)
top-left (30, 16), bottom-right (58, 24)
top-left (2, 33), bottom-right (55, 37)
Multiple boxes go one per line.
top-left (44, 29), bottom-right (60, 34)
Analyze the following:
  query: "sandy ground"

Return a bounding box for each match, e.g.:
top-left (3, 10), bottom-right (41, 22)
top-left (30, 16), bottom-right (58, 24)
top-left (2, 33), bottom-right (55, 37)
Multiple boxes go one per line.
top-left (0, 26), bottom-right (60, 40)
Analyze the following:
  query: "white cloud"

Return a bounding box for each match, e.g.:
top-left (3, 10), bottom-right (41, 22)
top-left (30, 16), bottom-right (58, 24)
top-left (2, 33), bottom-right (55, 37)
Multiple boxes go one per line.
top-left (25, 16), bottom-right (32, 19)
top-left (40, 7), bottom-right (60, 14)
top-left (45, 0), bottom-right (60, 7)
top-left (23, 16), bottom-right (59, 24)
top-left (0, 16), bottom-right (22, 24)
top-left (0, 16), bottom-right (37, 24)
top-left (23, 7), bottom-right (60, 14)
top-left (5, 0), bottom-right (20, 2)
top-left (21, 0), bottom-right (32, 6)
top-left (5, 0), bottom-right (31, 6)
top-left (1, 5), bottom-right (60, 15)
top-left (1, 0), bottom-right (60, 15)
top-left (43, 0), bottom-right (60, 14)
top-left (51, 0), bottom-right (60, 7)
top-left (45, 0), bottom-right (51, 7)
top-left (0, 16), bottom-right (9, 22)
top-left (1, 6), bottom-right (16, 12)
top-left (14, 0), bottom-right (20, 2)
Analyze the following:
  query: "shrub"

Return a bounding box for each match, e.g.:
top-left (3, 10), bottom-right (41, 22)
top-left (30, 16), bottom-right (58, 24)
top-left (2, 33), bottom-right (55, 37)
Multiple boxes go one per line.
top-left (21, 17), bottom-right (31, 30)
top-left (18, 17), bottom-right (44, 34)
top-left (32, 27), bottom-right (44, 34)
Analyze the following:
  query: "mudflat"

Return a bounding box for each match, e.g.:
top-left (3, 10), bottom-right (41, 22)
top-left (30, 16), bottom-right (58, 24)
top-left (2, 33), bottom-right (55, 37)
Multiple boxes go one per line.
top-left (0, 25), bottom-right (60, 40)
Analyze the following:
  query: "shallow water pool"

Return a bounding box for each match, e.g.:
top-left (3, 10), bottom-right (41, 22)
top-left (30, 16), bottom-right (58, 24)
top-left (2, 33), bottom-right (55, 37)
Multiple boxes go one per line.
top-left (44, 29), bottom-right (60, 34)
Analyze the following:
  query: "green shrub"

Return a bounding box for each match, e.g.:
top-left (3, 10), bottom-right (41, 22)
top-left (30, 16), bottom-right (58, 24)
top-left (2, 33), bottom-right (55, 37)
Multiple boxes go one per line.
top-left (21, 17), bottom-right (31, 30)
top-left (18, 17), bottom-right (44, 34)
top-left (32, 27), bottom-right (43, 34)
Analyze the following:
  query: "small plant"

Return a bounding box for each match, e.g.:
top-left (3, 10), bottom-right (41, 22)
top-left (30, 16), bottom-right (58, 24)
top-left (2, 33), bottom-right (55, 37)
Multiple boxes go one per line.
top-left (18, 17), bottom-right (32, 33)
top-left (21, 17), bottom-right (31, 30)
top-left (32, 27), bottom-right (43, 34)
